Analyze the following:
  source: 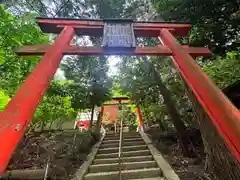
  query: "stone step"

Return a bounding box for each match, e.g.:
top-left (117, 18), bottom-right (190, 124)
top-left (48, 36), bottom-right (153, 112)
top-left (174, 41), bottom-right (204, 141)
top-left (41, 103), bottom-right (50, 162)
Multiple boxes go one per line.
top-left (123, 145), bottom-right (147, 152)
top-left (105, 133), bottom-right (120, 136)
top-left (105, 132), bottom-right (139, 137)
top-left (124, 137), bottom-right (143, 142)
top-left (84, 168), bottom-right (161, 180)
top-left (129, 178), bottom-right (165, 180)
top-left (98, 145), bottom-right (147, 154)
top-left (123, 134), bottom-right (141, 137)
top-left (103, 136), bottom-right (120, 140)
top-left (100, 143), bottom-right (119, 148)
top-left (123, 141), bottom-right (145, 146)
top-left (96, 150), bottom-right (150, 159)
top-left (96, 152), bottom-right (118, 159)
top-left (98, 147), bottom-right (119, 154)
top-left (123, 150), bottom-right (150, 157)
top-left (100, 140), bottom-right (145, 148)
top-left (89, 161), bottom-right (157, 173)
top-left (104, 135), bottom-right (141, 140)
top-left (103, 136), bottom-right (142, 143)
top-left (93, 155), bottom-right (153, 164)
top-left (102, 139), bottom-right (119, 144)
top-left (105, 132), bottom-right (140, 136)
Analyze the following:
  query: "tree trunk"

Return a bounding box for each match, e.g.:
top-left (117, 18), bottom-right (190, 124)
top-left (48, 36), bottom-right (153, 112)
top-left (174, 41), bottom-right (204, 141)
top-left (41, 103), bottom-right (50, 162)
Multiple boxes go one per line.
top-left (89, 104), bottom-right (95, 132)
top-left (156, 118), bottom-right (167, 131)
top-left (143, 58), bottom-right (195, 157)
top-left (49, 118), bottom-right (55, 130)
top-left (155, 70), bottom-right (195, 157)
top-left (40, 121), bottom-right (45, 132)
top-left (183, 79), bottom-right (240, 179)
top-left (95, 112), bottom-right (102, 134)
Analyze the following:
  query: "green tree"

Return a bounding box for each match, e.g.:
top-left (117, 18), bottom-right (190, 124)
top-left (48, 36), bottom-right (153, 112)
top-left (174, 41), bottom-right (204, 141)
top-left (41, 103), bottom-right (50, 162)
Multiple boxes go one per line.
top-left (119, 105), bottom-right (138, 131)
top-left (152, 1), bottom-right (240, 178)
top-left (61, 55), bottom-right (112, 131)
top-left (4, 0), bottom-right (94, 18)
top-left (61, 55), bottom-right (112, 109)
top-left (0, 90), bottom-right (10, 112)
top-left (0, 6), bottom-right (75, 132)
top-left (33, 92), bottom-right (75, 131)
top-left (88, 0), bottom-right (126, 18)
top-left (116, 56), bottom-right (196, 157)
top-left (0, 5), bottom-right (48, 95)
top-left (153, 0), bottom-right (240, 54)
top-left (203, 51), bottom-right (240, 89)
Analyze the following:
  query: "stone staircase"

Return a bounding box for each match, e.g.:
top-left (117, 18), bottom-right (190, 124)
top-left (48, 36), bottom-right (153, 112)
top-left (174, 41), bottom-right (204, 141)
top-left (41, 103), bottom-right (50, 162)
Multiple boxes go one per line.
top-left (83, 132), bottom-right (166, 180)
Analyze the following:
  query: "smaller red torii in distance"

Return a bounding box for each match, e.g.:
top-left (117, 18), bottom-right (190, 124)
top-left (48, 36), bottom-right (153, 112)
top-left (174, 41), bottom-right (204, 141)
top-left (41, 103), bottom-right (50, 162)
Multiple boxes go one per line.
top-left (101, 97), bottom-right (144, 129)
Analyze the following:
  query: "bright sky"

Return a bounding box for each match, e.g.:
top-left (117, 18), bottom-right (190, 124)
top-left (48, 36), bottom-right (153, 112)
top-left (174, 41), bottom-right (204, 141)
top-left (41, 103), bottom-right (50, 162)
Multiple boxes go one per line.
top-left (54, 68), bottom-right (66, 81)
top-left (54, 56), bottom-right (121, 81)
top-left (107, 56), bottom-right (121, 76)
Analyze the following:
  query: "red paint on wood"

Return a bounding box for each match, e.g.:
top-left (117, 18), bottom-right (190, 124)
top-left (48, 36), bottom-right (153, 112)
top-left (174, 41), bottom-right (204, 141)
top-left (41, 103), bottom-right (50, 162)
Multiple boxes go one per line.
top-left (159, 28), bottom-right (240, 162)
top-left (99, 106), bottom-right (104, 125)
top-left (136, 107), bottom-right (143, 129)
top-left (100, 107), bottom-right (104, 114)
top-left (76, 120), bottom-right (90, 129)
top-left (36, 18), bottom-right (191, 36)
top-left (16, 45), bottom-right (211, 57)
top-left (104, 104), bottom-right (119, 106)
top-left (103, 105), bottom-right (119, 124)
top-left (0, 26), bottom-right (74, 173)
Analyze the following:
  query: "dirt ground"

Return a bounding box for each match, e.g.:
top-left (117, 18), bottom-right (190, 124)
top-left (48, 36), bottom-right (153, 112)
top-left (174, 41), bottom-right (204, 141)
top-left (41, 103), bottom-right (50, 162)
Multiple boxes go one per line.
top-left (147, 129), bottom-right (212, 180)
top-left (4, 130), bottom-right (97, 180)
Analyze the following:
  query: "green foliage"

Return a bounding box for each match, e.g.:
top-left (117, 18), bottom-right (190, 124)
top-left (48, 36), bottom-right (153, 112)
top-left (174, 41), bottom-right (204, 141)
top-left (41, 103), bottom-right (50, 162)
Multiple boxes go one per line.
top-left (61, 55), bottom-right (112, 109)
top-left (111, 83), bottom-right (127, 97)
top-left (119, 106), bottom-right (138, 131)
top-left (153, 0), bottom-right (240, 54)
top-left (114, 56), bottom-right (166, 127)
top-left (0, 6), bottom-right (75, 129)
top-left (31, 80), bottom-right (79, 129)
top-left (0, 5), bottom-right (48, 95)
top-left (33, 90), bottom-right (75, 128)
top-left (5, 0), bottom-right (96, 18)
top-left (203, 51), bottom-right (240, 89)
top-left (0, 89), bottom-right (10, 112)
top-left (88, 0), bottom-right (126, 18)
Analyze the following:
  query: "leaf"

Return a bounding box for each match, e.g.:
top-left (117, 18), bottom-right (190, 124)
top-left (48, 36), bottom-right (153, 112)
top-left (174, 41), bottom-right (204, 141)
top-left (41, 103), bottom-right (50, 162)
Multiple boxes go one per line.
top-left (0, 90), bottom-right (10, 112)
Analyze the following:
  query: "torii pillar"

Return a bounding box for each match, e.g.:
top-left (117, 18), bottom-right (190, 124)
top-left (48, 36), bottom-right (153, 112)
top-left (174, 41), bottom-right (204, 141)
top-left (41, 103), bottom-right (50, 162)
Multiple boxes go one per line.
top-left (136, 107), bottom-right (144, 131)
top-left (0, 26), bottom-right (74, 173)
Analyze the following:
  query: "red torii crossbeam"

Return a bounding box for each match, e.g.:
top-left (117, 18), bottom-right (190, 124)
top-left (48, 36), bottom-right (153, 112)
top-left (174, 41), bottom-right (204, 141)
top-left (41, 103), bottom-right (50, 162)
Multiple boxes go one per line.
top-left (16, 45), bottom-right (211, 57)
top-left (0, 18), bottom-right (240, 174)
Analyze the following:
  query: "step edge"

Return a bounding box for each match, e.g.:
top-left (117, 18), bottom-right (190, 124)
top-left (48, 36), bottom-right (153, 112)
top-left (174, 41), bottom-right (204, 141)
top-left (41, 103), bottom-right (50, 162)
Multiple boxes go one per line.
top-left (94, 155), bottom-right (153, 161)
top-left (90, 161), bottom-right (156, 167)
top-left (84, 167), bottom-right (161, 177)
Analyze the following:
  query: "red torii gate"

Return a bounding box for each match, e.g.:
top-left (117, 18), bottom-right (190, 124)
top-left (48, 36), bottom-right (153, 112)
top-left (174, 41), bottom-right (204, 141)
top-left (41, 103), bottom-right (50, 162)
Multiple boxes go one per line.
top-left (0, 17), bottom-right (240, 173)
top-left (100, 97), bottom-right (144, 129)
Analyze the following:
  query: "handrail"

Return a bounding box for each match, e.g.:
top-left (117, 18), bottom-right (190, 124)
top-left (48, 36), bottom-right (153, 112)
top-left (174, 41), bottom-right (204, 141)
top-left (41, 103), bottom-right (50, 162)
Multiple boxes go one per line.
top-left (118, 104), bottom-right (123, 180)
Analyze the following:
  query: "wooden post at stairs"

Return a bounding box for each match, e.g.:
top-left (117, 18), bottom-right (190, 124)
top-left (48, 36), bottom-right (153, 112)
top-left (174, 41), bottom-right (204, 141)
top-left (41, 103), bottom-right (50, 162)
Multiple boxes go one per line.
top-left (95, 107), bottom-right (104, 134)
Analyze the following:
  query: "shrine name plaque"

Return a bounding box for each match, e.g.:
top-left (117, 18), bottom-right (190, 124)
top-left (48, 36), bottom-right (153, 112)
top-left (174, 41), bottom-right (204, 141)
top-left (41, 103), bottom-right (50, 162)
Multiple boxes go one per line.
top-left (102, 20), bottom-right (136, 48)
